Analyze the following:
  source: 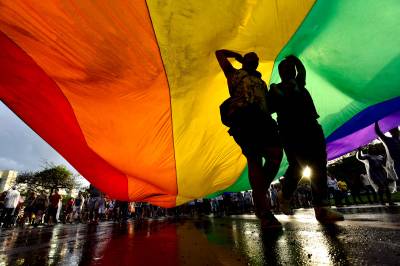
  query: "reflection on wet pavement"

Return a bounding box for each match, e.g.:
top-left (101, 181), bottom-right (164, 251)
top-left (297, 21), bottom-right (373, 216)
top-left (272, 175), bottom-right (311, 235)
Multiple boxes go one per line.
top-left (0, 206), bottom-right (399, 265)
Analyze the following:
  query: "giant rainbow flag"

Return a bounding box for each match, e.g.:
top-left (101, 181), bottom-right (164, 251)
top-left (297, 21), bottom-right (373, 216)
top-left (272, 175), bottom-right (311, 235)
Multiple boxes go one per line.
top-left (0, 0), bottom-right (399, 207)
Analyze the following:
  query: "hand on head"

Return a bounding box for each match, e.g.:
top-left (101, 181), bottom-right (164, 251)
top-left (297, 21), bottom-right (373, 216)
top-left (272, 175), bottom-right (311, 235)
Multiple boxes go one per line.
top-left (235, 54), bottom-right (243, 63)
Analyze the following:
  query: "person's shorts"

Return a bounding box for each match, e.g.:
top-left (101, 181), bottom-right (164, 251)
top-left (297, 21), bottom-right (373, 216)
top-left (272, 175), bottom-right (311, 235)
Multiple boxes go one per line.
top-left (229, 110), bottom-right (280, 157)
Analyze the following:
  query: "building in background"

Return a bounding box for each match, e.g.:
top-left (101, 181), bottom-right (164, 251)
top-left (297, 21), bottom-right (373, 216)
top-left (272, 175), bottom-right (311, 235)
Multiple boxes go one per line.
top-left (0, 170), bottom-right (18, 192)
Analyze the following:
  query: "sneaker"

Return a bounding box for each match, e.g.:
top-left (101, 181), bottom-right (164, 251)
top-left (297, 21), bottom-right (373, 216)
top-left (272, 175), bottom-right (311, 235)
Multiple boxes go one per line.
top-left (314, 206), bottom-right (344, 223)
top-left (260, 211), bottom-right (282, 230)
top-left (277, 191), bottom-right (294, 215)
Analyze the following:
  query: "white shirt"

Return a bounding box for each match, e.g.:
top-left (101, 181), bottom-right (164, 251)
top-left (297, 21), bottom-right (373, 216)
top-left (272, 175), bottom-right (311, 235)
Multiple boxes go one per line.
top-left (327, 176), bottom-right (339, 190)
top-left (5, 189), bottom-right (20, 209)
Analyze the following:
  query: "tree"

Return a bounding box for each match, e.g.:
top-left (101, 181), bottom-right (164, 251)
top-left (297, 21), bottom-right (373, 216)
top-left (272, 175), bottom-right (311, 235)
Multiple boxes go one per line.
top-left (17, 163), bottom-right (77, 194)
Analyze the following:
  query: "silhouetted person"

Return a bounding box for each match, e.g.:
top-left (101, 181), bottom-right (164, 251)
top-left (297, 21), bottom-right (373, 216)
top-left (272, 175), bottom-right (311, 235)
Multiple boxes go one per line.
top-left (269, 55), bottom-right (343, 222)
top-left (337, 179), bottom-right (351, 205)
top-left (48, 189), bottom-right (61, 225)
top-left (1, 186), bottom-right (20, 228)
top-left (357, 148), bottom-right (394, 205)
top-left (375, 122), bottom-right (400, 179)
top-left (216, 49), bottom-right (283, 229)
top-left (349, 176), bottom-right (364, 205)
top-left (88, 184), bottom-right (101, 224)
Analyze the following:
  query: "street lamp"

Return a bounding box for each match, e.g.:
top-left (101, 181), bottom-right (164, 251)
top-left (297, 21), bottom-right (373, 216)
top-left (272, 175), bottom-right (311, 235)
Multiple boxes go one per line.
top-left (302, 166), bottom-right (312, 180)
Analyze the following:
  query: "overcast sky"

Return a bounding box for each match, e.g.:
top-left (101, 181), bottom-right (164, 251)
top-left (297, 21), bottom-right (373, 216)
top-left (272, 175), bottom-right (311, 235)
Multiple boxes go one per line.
top-left (0, 101), bottom-right (88, 185)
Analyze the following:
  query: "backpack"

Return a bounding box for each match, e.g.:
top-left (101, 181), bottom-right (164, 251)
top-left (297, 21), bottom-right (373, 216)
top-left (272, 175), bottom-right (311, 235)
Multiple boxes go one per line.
top-left (220, 70), bottom-right (268, 127)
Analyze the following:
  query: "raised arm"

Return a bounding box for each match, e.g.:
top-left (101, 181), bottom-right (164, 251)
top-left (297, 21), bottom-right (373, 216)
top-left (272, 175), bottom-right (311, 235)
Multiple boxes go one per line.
top-left (286, 55), bottom-right (305, 87)
top-left (356, 150), bottom-right (368, 160)
top-left (374, 121), bottom-right (387, 140)
top-left (215, 49), bottom-right (242, 78)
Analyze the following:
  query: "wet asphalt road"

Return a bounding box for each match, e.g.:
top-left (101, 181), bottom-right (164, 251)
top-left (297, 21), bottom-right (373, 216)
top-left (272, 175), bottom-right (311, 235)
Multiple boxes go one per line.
top-left (0, 205), bottom-right (399, 266)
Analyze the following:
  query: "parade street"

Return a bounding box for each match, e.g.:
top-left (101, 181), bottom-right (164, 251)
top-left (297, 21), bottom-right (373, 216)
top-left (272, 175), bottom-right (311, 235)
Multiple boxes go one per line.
top-left (0, 205), bottom-right (399, 266)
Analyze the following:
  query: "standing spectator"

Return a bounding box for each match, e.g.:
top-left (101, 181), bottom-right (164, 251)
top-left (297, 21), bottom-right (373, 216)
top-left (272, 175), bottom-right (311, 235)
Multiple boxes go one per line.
top-left (23, 192), bottom-right (37, 225)
top-left (64, 197), bottom-right (74, 223)
top-left (243, 191), bottom-right (253, 213)
top-left (88, 185), bottom-right (101, 224)
top-left (349, 176), bottom-right (364, 205)
top-left (337, 179), bottom-right (351, 205)
top-left (216, 195), bottom-right (225, 216)
top-left (33, 193), bottom-right (48, 226)
top-left (270, 186), bottom-right (279, 211)
top-left (98, 194), bottom-right (106, 221)
top-left (48, 189), bottom-right (61, 225)
top-left (107, 200), bottom-right (115, 221)
top-left (327, 175), bottom-right (341, 206)
top-left (118, 201), bottom-right (129, 222)
top-left (56, 198), bottom-right (62, 223)
top-left (72, 192), bottom-right (84, 223)
top-left (133, 202), bottom-right (142, 220)
top-left (360, 173), bottom-right (378, 204)
top-left (0, 191), bottom-right (7, 216)
top-left (1, 186), bottom-right (20, 228)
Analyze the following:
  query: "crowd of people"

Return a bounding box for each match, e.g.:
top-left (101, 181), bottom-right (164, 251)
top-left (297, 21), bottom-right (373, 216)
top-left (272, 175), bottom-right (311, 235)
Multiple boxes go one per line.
top-left (0, 168), bottom-right (398, 230)
top-left (0, 185), bottom-right (173, 229)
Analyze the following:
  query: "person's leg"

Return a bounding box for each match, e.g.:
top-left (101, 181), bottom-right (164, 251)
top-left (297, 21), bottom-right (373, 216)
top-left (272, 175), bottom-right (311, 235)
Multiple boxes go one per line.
top-left (94, 198), bottom-right (100, 222)
top-left (0, 208), bottom-right (7, 225)
top-left (308, 150), bottom-right (328, 207)
top-left (384, 184), bottom-right (393, 205)
top-left (327, 187), bottom-right (334, 205)
top-left (277, 149), bottom-right (300, 215)
top-left (47, 208), bottom-right (53, 225)
top-left (4, 208), bottom-right (14, 227)
top-left (334, 190), bottom-right (342, 206)
top-left (280, 150), bottom-right (301, 200)
top-left (370, 186), bottom-right (378, 203)
top-left (262, 147), bottom-right (283, 186)
top-left (377, 186), bottom-right (384, 204)
top-left (352, 191), bottom-right (358, 204)
top-left (88, 199), bottom-right (94, 222)
top-left (343, 191), bottom-right (351, 205)
top-left (248, 156), bottom-right (268, 218)
top-left (306, 128), bottom-right (343, 221)
top-left (50, 208), bottom-right (57, 225)
top-left (356, 190), bottom-right (364, 204)
top-left (366, 185), bottom-right (378, 203)
top-left (364, 186), bottom-right (373, 204)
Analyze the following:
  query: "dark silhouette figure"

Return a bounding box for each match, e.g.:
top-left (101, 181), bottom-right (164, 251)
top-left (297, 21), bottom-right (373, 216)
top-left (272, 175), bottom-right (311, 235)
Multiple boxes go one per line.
top-left (216, 49), bottom-right (283, 228)
top-left (375, 121), bottom-right (400, 178)
top-left (269, 55), bottom-right (343, 222)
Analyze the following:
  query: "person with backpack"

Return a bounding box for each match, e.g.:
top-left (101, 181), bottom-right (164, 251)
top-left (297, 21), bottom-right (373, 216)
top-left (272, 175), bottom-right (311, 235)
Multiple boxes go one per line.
top-left (216, 49), bottom-right (283, 229)
top-left (269, 55), bottom-right (343, 222)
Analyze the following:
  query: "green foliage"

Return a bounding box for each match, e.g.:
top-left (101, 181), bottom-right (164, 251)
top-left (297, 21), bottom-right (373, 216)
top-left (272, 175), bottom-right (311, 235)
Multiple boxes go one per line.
top-left (16, 163), bottom-right (77, 194)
